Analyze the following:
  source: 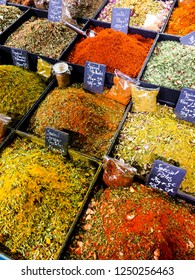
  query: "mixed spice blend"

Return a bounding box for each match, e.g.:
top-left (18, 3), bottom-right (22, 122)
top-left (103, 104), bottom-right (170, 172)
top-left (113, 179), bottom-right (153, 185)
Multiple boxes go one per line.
top-left (0, 137), bottom-right (97, 260)
top-left (0, 5), bottom-right (23, 33)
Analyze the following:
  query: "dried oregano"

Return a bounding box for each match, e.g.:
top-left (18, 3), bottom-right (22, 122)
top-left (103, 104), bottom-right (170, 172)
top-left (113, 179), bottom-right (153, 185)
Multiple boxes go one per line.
top-left (112, 104), bottom-right (195, 194)
top-left (0, 5), bottom-right (23, 33)
top-left (0, 137), bottom-right (97, 260)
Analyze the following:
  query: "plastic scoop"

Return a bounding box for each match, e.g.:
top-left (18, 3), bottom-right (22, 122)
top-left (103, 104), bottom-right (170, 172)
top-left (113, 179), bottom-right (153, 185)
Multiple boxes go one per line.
top-left (64, 21), bottom-right (97, 38)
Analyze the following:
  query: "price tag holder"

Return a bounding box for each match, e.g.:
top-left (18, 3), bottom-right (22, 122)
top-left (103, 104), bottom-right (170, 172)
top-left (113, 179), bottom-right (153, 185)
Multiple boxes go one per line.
top-left (48, 0), bottom-right (62, 22)
top-left (174, 88), bottom-right (195, 124)
top-left (45, 127), bottom-right (69, 155)
top-left (146, 160), bottom-right (186, 197)
top-left (111, 8), bottom-right (131, 34)
top-left (0, 0), bottom-right (6, 5)
top-left (180, 31), bottom-right (195, 46)
top-left (84, 61), bottom-right (106, 93)
top-left (11, 48), bottom-right (29, 69)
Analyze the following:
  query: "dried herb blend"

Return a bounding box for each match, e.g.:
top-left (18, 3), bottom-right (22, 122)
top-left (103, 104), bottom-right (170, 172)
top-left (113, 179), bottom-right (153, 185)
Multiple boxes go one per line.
top-left (0, 65), bottom-right (46, 119)
top-left (0, 5), bottom-right (23, 33)
top-left (64, 183), bottom-right (195, 260)
top-left (0, 137), bottom-right (97, 260)
top-left (112, 105), bottom-right (195, 194)
top-left (28, 84), bottom-right (125, 159)
top-left (8, 0), bottom-right (34, 6)
top-left (5, 17), bottom-right (76, 59)
top-left (165, 1), bottom-right (195, 36)
top-left (142, 41), bottom-right (195, 90)
top-left (67, 27), bottom-right (154, 77)
top-left (97, 0), bottom-right (173, 31)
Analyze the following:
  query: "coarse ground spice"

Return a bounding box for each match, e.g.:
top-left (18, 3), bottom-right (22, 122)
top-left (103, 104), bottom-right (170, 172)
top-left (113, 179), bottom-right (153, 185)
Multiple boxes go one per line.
top-left (97, 0), bottom-right (173, 30)
top-left (112, 104), bottom-right (195, 194)
top-left (142, 40), bottom-right (195, 90)
top-left (28, 84), bottom-right (125, 159)
top-left (0, 137), bottom-right (97, 260)
top-left (64, 183), bottom-right (195, 260)
top-left (0, 65), bottom-right (47, 120)
top-left (165, 2), bottom-right (195, 36)
top-left (66, 27), bottom-right (154, 77)
top-left (0, 5), bottom-right (23, 33)
top-left (8, 0), bottom-right (34, 6)
top-left (5, 17), bottom-right (76, 59)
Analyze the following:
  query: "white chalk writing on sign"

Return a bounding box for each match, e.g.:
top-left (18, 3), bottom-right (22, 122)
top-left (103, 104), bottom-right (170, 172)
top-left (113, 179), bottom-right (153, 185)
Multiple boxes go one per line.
top-left (84, 61), bottom-right (106, 93)
top-left (11, 49), bottom-right (29, 68)
top-left (0, 0), bottom-right (6, 5)
top-left (180, 31), bottom-right (195, 46)
top-left (45, 127), bottom-right (69, 154)
top-left (48, 0), bottom-right (62, 22)
top-left (111, 8), bottom-right (131, 34)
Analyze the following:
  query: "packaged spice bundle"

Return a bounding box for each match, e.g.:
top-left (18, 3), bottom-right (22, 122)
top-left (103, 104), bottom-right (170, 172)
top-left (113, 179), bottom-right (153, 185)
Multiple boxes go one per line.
top-left (165, 1), bottom-right (195, 36)
top-left (0, 65), bottom-right (47, 120)
top-left (64, 183), bottom-right (195, 260)
top-left (5, 17), bottom-right (76, 59)
top-left (28, 84), bottom-right (125, 158)
top-left (97, 0), bottom-right (173, 31)
top-left (0, 114), bottom-right (12, 142)
top-left (0, 5), bottom-right (23, 33)
top-left (66, 27), bottom-right (154, 77)
top-left (0, 136), bottom-right (97, 260)
top-left (112, 104), bottom-right (195, 194)
top-left (142, 40), bottom-right (195, 90)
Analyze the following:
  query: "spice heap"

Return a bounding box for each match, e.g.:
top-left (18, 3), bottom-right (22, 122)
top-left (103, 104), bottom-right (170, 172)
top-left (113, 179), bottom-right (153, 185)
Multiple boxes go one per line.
top-left (112, 105), bottom-right (195, 194)
top-left (0, 65), bottom-right (46, 119)
top-left (165, 1), bottom-right (195, 36)
top-left (0, 137), bottom-right (97, 260)
top-left (97, 0), bottom-right (173, 31)
top-left (8, 0), bottom-right (34, 6)
top-left (0, 5), bottom-right (23, 33)
top-left (5, 17), bottom-right (76, 59)
top-left (64, 183), bottom-right (195, 260)
top-left (28, 84), bottom-right (125, 158)
top-left (66, 27), bottom-right (154, 77)
top-left (142, 41), bottom-right (195, 90)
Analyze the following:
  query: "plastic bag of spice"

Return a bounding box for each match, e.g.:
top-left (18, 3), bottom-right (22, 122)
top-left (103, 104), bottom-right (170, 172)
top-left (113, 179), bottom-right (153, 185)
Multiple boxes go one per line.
top-left (62, 0), bottom-right (91, 23)
top-left (34, 0), bottom-right (49, 9)
top-left (37, 57), bottom-right (53, 82)
top-left (0, 114), bottom-right (12, 141)
top-left (102, 156), bottom-right (137, 188)
top-left (105, 69), bottom-right (139, 105)
top-left (130, 84), bottom-right (160, 113)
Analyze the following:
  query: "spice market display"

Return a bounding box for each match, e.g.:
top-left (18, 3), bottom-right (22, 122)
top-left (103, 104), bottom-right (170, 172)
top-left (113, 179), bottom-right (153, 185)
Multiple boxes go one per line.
top-left (0, 136), bottom-right (98, 260)
top-left (0, 5), bottom-right (24, 33)
top-left (27, 84), bottom-right (126, 159)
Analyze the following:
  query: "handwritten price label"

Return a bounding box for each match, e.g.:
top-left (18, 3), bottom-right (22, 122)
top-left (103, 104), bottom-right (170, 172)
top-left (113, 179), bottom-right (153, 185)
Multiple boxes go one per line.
top-left (11, 48), bottom-right (29, 69)
top-left (111, 8), bottom-right (131, 34)
top-left (180, 31), bottom-right (195, 46)
top-left (48, 0), bottom-right (62, 22)
top-left (84, 61), bottom-right (106, 93)
top-left (45, 127), bottom-right (69, 155)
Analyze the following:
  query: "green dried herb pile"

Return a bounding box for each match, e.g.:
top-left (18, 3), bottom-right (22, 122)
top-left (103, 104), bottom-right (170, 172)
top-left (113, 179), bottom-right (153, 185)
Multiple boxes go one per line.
top-left (64, 183), bottom-right (195, 260)
top-left (0, 5), bottom-right (23, 33)
top-left (112, 105), bottom-right (195, 194)
top-left (142, 41), bottom-right (195, 90)
top-left (0, 137), bottom-right (97, 260)
top-left (0, 65), bottom-right (46, 119)
top-left (5, 17), bottom-right (76, 59)
top-left (28, 85), bottom-right (125, 158)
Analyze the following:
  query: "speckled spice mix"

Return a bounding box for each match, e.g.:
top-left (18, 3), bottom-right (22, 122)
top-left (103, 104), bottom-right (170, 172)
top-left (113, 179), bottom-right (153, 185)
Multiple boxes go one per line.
top-left (28, 84), bottom-right (125, 159)
top-left (0, 137), bottom-right (97, 260)
top-left (64, 183), bottom-right (195, 260)
top-left (112, 104), bottom-right (195, 194)
top-left (5, 17), bottom-right (76, 59)
top-left (0, 5), bottom-right (23, 33)
top-left (142, 41), bottom-right (195, 90)
top-left (0, 65), bottom-right (46, 119)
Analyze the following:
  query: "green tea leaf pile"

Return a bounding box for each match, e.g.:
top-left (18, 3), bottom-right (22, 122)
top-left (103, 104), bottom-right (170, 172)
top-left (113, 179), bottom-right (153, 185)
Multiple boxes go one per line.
top-left (0, 5), bottom-right (23, 33)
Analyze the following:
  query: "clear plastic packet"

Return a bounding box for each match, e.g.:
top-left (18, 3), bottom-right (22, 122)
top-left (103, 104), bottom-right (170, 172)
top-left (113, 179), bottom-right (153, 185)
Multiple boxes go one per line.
top-left (61, 0), bottom-right (90, 23)
top-left (34, 0), bottom-right (49, 9)
top-left (102, 156), bottom-right (137, 188)
top-left (104, 69), bottom-right (139, 105)
top-left (0, 114), bottom-right (12, 141)
top-left (143, 14), bottom-right (163, 32)
top-left (130, 84), bottom-right (160, 113)
top-left (37, 57), bottom-right (53, 82)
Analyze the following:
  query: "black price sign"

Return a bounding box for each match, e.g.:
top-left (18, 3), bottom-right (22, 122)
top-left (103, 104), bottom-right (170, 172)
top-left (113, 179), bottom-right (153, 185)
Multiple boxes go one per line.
top-left (45, 127), bottom-right (69, 155)
top-left (48, 0), bottom-right (62, 22)
top-left (180, 31), bottom-right (195, 46)
top-left (84, 61), bottom-right (106, 93)
top-left (111, 8), bottom-right (131, 34)
top-left (174, 88), bottom-right (195, 124)
top-left (11, 48), bottom-right (29, 69)
top-left (0, 0), bottom-right (6, 5)
top-left (146, 160), bottom-right (186, 197)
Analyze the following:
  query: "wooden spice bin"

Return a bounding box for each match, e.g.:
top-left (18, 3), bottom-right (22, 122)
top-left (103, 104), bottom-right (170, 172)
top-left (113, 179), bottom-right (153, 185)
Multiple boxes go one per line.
top-left (0, 130), bottom-right (102, 260)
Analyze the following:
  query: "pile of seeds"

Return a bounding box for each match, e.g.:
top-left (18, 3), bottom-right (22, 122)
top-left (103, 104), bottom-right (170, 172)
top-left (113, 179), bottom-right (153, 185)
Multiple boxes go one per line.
top-left (0, 5), bottom-right (23, 33)
top-left (0, 137), bottom-right (97, 260)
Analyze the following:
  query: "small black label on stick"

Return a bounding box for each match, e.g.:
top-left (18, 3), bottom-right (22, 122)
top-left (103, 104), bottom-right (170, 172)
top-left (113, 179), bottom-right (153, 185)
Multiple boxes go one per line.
top-left (48, 0), bottom-right (62, 22)
top-left (146, 160), bottom-right (186, 197)
top-left (174, 88), bottom-right (195, 124)
top-left (11, 48), bottom-right (29, 69)
top-left (45, 127), bottom-right (69, 155)
top-left (84, 61), bottom-right (106, 93)
top-left (111, 8), bottom-right (131, 34)
top-left (180, 31), bottom-right (195, 46)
